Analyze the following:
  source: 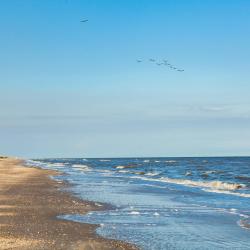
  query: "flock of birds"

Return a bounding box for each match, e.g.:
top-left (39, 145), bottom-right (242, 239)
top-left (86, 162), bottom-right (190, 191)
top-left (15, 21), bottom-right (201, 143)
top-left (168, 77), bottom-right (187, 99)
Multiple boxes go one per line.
top-left (80, 19), bottom-right (185, 73)
top-left (136, 58), bottom-right (185, 72)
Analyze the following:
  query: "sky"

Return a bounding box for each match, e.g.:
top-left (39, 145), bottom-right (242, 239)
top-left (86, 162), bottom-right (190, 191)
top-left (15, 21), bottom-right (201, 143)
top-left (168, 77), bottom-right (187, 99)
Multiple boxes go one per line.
top-left (0, 0), bottom-right (250, 158)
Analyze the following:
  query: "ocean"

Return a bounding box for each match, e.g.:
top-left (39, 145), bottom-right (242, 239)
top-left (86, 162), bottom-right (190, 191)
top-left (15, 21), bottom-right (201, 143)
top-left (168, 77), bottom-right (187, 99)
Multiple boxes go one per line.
top-left (26, 157), bottom-right (250, 250)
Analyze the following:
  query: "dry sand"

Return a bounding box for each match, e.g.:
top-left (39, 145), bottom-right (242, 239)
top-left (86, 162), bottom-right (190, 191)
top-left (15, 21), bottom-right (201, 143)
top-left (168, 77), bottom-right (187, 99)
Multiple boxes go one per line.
top-left (0, 157), bottom-right (138, 250)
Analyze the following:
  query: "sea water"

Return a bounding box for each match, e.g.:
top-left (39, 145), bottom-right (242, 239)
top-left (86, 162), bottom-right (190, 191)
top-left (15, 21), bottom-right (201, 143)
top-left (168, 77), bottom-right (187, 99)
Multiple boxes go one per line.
top-left (27, 157), bottom-right (250, 249)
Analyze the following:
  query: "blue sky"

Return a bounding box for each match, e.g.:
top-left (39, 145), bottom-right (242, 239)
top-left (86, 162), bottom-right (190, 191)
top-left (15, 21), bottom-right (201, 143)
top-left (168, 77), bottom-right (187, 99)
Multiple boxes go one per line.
top-left (0, 0), bottom-right (250, 158)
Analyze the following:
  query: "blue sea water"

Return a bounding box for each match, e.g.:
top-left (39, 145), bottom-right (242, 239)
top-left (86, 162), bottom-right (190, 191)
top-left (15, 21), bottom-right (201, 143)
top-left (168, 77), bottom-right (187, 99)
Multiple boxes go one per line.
top-left (27, 157), bottom-right (250, 249)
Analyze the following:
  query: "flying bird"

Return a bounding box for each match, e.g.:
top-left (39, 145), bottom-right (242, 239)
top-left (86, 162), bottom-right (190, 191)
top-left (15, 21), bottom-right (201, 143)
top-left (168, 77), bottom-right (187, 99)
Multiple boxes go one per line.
top-left (80, 19), bottom-right (88, 22)
top-left (149, 58), bottom-right (156, 62)
top-left (137, 59), bottom-right (142, 63)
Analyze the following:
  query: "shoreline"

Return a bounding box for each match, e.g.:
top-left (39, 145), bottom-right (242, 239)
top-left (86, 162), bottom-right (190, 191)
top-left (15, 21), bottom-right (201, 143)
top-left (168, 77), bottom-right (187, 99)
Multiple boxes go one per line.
top-left (0, 157), bottom-right (137, 250)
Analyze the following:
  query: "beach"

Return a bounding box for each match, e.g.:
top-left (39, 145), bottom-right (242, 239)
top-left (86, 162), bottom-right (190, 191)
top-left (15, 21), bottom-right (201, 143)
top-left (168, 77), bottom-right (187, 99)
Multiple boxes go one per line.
top-left (0, 157), bottom-right (137, 250)
top-left (28, 157), bottom-right (250, 249)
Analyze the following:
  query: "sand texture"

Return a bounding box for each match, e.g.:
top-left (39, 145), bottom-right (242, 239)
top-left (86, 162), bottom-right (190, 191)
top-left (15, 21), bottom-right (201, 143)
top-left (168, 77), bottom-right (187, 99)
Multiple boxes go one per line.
top-left (0, 157), bottom-right (137, 250)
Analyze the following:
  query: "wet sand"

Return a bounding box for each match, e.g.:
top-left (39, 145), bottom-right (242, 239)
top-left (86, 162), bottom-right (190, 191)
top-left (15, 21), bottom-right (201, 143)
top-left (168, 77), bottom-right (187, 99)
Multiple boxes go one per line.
top-left (0, 157), bottom-right (138, 250)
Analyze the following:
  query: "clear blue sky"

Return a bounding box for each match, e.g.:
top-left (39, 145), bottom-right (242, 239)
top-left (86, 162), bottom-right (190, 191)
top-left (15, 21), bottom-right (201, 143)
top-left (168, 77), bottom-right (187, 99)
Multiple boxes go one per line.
top-left (0, 0), bottom-right (250, 158)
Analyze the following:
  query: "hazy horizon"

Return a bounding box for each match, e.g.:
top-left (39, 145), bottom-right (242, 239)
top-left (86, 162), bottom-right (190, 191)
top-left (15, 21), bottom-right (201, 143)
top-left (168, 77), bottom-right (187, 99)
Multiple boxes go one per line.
top-left (1, 0), bottom-right (250, 158)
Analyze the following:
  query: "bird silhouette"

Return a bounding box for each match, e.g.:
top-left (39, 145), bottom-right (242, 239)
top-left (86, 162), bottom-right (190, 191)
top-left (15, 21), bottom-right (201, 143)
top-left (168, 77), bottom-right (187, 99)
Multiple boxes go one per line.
top-left (135, 58), bottom-right (185, 72)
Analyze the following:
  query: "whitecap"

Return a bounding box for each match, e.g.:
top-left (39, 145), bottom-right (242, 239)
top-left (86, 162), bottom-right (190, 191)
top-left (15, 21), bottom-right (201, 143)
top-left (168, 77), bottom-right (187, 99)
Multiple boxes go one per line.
top-left (118, 170), bottom-right (130, 173)
top-left (129, 175), bottom-right (250, 198)
top-left (130, 211), bottom-right (140, 215)
top-left (116, 166), bottom-right (125, 169)
top-left (72, 164), bottom-right (91, 171)
top-left (237, 219), bottom-right (250, 230)
top-left (159, 177), bottom-right (245, 191)
top-left (145, 172), bottom-right (159, 176)
top-left (51, 163), bottom-right (65, 167)
top-left (185, 171), bottom-right (192, 176)
top-left (202, 189), bottom-right (250, 198)
top-left (95, 203), bottom-right (103, 207)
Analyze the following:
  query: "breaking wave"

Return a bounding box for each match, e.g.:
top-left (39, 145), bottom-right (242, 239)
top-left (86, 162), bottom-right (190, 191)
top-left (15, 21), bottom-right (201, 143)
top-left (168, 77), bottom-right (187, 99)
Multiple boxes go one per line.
top-left (238, 219), bottom-right (250, 230)
top-left (130, 175), bottom-right (250, 198)
top-left (72, 164), bottom-right (91, 171)
top-left (158, 177), bottom-right (245, 191)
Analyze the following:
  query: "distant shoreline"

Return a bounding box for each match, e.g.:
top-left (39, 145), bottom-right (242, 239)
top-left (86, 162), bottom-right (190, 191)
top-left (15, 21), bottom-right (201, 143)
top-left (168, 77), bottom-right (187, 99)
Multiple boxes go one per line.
top-left (0, 157), bottom-right (137, 250)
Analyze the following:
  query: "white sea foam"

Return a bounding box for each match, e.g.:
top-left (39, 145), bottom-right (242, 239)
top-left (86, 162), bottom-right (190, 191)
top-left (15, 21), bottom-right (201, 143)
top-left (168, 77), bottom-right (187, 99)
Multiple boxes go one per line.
top-left (99, 159), bottom-right (111, 162)
top-left (25, 160), bottom-right (41, 167)
top-left (237, 219), bottom-right (250, 230)
top-left (165, 160), bottom-right (177, 163)
top-left (159, 177), bottom-right (245, 191)
top-left (130, 211), bottom-right (140, 215)
top-left (143, 160), bottom-right (150, 163)
top-left (116, 166), bottom-right (125, 169)
top-left (118, 170), bottom-right (130, 173)
top-left (204, 189), bottom-right (250, 198)
top-left (72, 164), bottom-right (91, 171)
top-left (240, 214), bottom-right (249, 218)
top-left (50, 163), bottom-right (65, 167)
top-left (153, 212), bottom-right (160, 216)
top-left (204, 170), bottom-right (217, 174)
top-left (130, 175), bottom-right (250, 198)
top-left (99, 169), bottom-right (112, 173)
top-left (230, 208), bottom-right (237, 213)
top-left (145, 172), bottom-right (159, 176)
top-left (95, 202), bottom-right (102, 207)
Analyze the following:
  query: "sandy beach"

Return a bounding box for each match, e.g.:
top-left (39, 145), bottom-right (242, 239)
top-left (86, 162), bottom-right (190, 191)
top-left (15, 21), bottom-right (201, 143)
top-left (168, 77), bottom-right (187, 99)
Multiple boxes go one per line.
top-left (0, 157), bottom-right (137, 250)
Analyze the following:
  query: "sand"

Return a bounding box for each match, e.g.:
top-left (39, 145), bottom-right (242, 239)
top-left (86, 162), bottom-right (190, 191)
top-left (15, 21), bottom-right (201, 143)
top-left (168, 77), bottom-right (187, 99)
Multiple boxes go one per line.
top-left (0, 157), bottom-right (138, 250)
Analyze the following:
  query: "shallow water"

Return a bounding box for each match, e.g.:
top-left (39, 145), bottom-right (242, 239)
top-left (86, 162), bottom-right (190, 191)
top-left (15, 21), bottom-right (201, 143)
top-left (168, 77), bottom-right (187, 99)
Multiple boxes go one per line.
top-left (27, 157), bottom-right (250, 249)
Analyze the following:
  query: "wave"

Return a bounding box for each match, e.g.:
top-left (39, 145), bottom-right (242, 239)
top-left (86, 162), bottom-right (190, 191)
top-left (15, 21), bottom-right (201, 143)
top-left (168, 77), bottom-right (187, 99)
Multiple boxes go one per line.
top-left (25, 159), bottom-right (43, 167)
top-left (49, 163), bottom-right (65, 167)
top-left (165, 160), bottom-right (177, 163)
top-left (238, 219), bottom-right (250, 230)
top-left (185, 171), bottom-right (192, 176)
top-left (145, 172), bottom-right (160, 176)
top-left (227, 208), bottom-right (249, 218)
top-left (99, 159), bottom-right (111, 162)
top-left (115, 165), bottom-right (135, 169)
top-left (129, 211), bottom-right (140, 215)
top-left (72, 164), bottom-right (91, 171)
top-left (25, 160), bottom-right (65, 168)
top-left (203, 189), bottom-right (250, 198)
top-left (116, 166), bottom-right (125, 169)
top-left (130, 175), bottom-right (250, 198)
top-left (118, 170), bottom-right (130, 173)
top-left (159, 177), bottom-right (245, 191)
